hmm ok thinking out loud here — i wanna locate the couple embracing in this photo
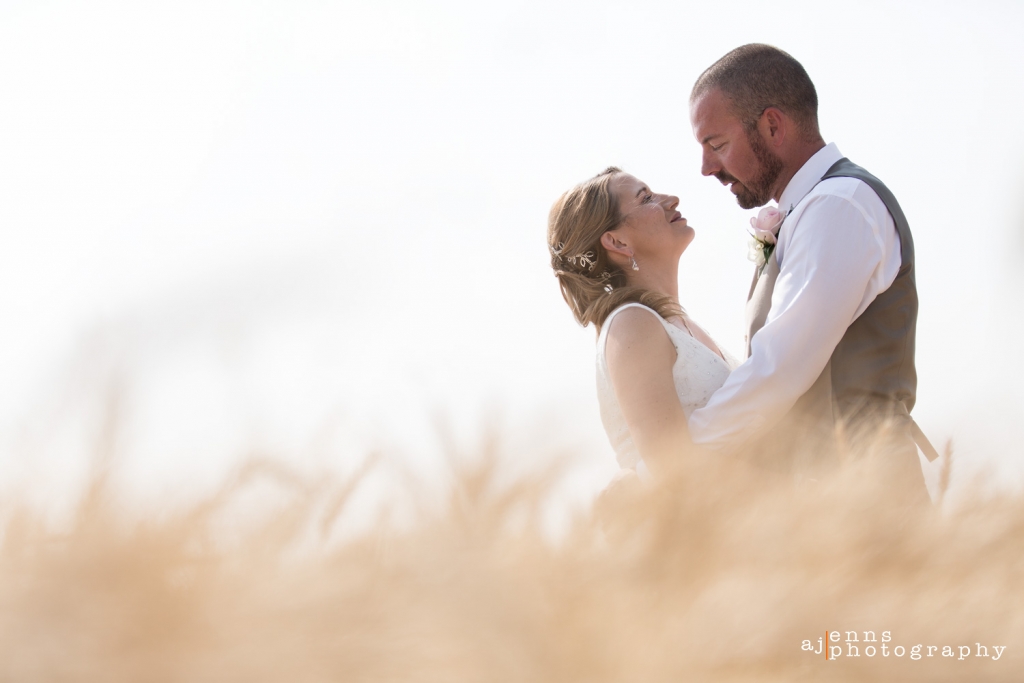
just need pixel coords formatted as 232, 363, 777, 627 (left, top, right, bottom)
548, 44, 937, 502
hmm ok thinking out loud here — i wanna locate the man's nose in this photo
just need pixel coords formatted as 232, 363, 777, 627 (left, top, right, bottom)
700, 149, 719, 177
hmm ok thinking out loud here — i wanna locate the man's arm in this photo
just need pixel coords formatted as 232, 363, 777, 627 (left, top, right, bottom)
688, 190, 897, 447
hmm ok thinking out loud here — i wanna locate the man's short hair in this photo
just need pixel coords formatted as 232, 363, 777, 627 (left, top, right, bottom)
691, 44, 820, 137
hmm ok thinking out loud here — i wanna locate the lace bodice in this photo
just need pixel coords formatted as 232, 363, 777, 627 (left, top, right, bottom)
596, 303, 735, 471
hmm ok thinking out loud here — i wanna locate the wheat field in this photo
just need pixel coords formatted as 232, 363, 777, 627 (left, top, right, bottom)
0, 422, 1021, 683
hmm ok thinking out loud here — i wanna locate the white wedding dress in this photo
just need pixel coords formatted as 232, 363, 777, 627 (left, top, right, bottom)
596, 303, 736, 477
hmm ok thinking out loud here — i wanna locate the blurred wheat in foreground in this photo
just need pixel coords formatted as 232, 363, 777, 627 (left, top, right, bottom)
1, 433, 1022, 682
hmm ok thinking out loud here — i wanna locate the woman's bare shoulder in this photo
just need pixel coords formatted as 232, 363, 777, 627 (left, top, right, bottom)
604, 305, 673, 359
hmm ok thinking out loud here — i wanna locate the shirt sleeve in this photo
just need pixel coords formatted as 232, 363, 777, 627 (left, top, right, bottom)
688, 191, 891, 447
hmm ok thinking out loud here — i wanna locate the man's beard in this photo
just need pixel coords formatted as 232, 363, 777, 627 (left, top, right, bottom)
716, 130, 784, 210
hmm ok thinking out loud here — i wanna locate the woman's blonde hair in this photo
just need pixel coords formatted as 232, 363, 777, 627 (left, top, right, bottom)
547, 167, 681, 330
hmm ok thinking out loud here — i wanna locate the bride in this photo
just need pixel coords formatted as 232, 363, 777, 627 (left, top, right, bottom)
548, 167, 735, 479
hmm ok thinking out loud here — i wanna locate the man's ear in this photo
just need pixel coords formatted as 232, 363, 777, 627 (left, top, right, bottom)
600, 230, 631, 259
760, 107, 787, 147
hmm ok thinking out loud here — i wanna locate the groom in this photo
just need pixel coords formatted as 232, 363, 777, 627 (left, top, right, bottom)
686, 44, 935, 497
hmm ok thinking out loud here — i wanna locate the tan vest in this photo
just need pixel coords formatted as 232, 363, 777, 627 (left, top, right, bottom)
745, 158, 934, 482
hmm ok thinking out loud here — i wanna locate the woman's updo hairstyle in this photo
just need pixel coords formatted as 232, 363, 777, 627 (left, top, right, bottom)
548, 167, 681, 329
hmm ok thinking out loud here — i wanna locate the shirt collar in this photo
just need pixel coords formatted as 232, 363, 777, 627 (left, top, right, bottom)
777, 142, 843, 214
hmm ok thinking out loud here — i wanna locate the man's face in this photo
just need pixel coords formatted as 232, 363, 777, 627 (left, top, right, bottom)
690, 88, 782, 209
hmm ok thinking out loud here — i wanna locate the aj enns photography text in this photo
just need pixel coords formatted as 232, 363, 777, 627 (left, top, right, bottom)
803, 631, 1007, 661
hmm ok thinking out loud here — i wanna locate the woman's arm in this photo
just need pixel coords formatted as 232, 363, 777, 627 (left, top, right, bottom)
604, 307, 691, 476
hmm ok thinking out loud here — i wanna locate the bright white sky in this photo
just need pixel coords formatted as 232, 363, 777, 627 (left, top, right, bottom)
1, 0, 1022, 506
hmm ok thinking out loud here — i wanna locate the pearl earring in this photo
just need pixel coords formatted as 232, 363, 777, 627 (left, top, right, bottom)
630, 256, 639, 271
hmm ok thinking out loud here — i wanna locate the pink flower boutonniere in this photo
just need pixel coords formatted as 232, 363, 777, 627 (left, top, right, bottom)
747, 205, 786, 271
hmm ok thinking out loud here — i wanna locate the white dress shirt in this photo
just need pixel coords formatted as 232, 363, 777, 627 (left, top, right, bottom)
688, 143, 903, 447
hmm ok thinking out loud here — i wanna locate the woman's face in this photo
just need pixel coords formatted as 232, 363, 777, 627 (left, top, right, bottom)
605, 173, 694, 269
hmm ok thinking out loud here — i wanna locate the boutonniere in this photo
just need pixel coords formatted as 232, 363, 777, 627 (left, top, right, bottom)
747, 205, 788, 272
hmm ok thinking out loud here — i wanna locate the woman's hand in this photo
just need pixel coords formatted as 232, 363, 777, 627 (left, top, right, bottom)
594, 469, 644, 536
